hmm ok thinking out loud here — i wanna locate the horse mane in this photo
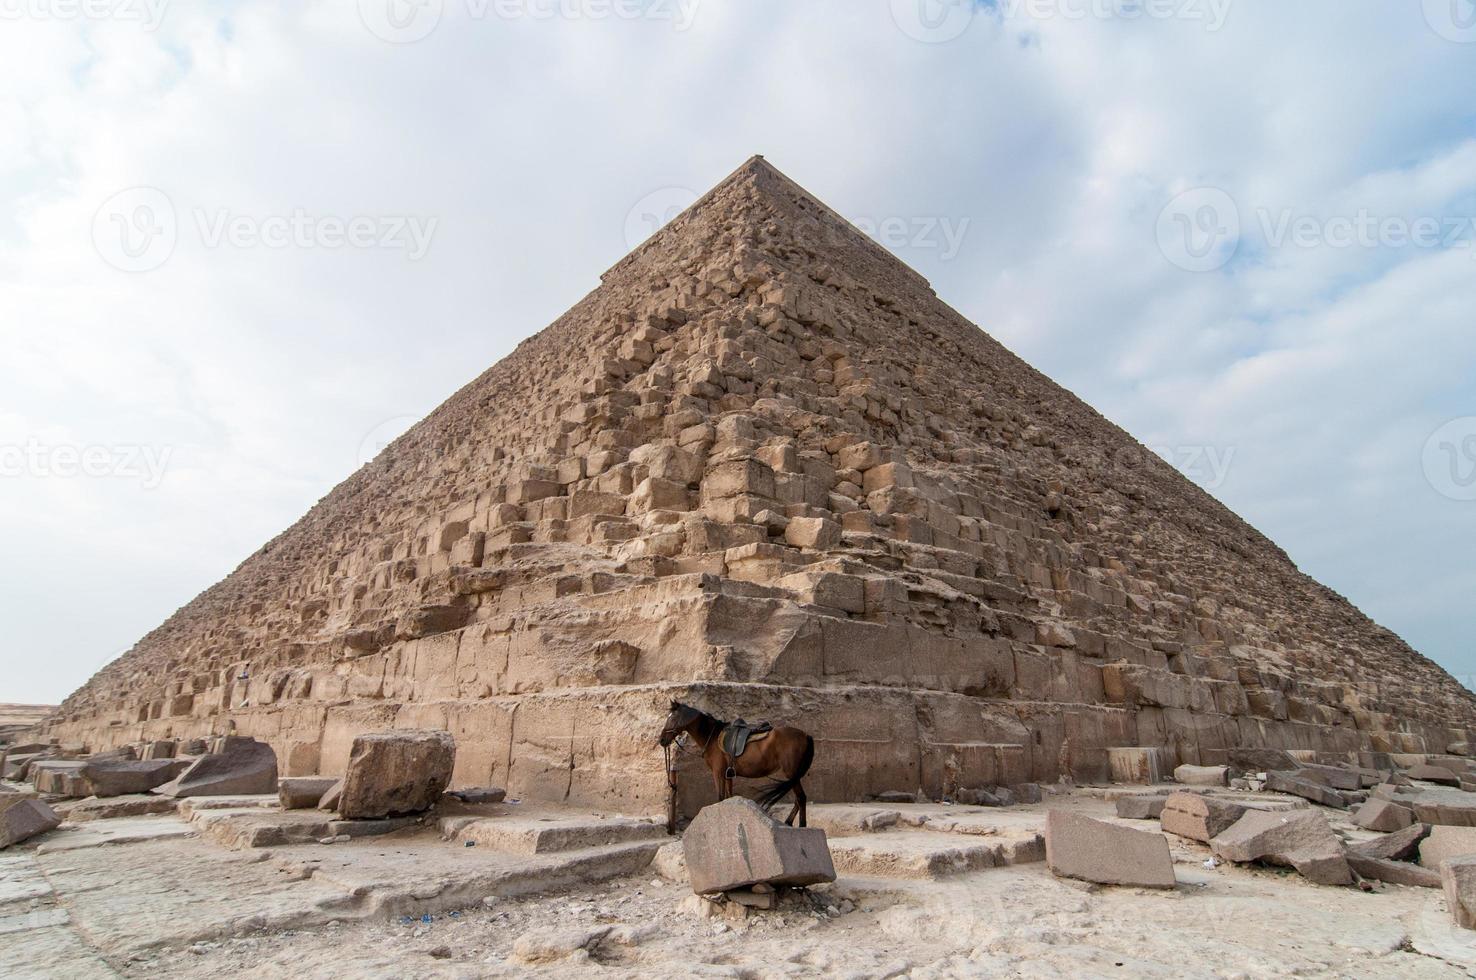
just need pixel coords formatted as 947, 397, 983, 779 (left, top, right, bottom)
670, 701, 719, 730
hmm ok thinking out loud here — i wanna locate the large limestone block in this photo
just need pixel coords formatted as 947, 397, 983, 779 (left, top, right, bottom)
1353, 798, 1414, 833
1409, 764, 1462, 787
1116, 795, 1169, 820
1347, 854, 1439, 888
337, 729, 456, 819
1444, 856, 1476, 928
682, 798, 836, 895
1264, 770, 1346, 808
157, 736, 279, 798
0, 799, 60, 849
1227, 748, 1299, 773
1211, 810, 1352, 886
784, 517, 840, 551
1044, 810, 1175, 889
81, 758, 189, 797
1160, 792, 1247, 843
30, 761, 90, 797
1350, 822, 1428, 862
1419, 826, 1476, 869
1174, 765, 1229, 787
279, 776, 338, 810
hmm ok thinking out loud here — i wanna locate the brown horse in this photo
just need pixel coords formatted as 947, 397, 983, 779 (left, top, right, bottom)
659, 701, 815, 827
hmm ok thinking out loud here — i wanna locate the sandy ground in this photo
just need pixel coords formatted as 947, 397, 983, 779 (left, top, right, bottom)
6, 791, 1476, 978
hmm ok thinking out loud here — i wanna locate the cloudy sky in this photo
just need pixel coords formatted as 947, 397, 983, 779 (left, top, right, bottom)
3, 0, 1474, 704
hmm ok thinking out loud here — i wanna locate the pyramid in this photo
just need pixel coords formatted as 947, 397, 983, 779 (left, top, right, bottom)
43, 157, 1476, 813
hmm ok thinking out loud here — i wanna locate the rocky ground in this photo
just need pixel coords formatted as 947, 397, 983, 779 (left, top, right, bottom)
5, 786, 1476, 979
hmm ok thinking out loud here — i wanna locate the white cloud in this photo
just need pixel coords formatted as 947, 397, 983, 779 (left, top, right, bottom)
2, 0, 1474, 701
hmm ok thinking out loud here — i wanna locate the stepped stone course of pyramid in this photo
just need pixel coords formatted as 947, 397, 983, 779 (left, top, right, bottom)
40, 157, 1476, 815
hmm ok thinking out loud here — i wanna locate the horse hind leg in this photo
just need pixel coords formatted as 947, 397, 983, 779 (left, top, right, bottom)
787, 782, 807, 827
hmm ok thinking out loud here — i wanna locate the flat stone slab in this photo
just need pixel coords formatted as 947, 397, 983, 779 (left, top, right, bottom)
34, 816, 196, 854
268, 834, 664, 920
35, 836, 351, 956
827, 830, 1044, 879
1402, 787, 1476, 827
0, 922, 117, 979
0, 854, 52, 907
190, 808, 419, 849
58, 794, 179, 823
442, 814, 666, 855
177, 794, 281, 818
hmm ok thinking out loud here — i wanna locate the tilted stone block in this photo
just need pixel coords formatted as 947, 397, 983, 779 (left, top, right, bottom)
682, 798, 835, 894
1045, 810, 1175, 889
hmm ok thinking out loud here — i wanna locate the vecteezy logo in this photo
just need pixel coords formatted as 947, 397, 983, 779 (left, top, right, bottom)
623, 186, 698, 251
1423, 0, 1476, 42
358, 0, 443, 43
92, 187, 177, 272
1423, 417, 1476, 501
1156, 186, 1240, 273
890, 0, 976, 42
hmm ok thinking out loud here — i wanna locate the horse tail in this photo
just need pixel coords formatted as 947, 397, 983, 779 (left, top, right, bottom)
756, 734, 814, 813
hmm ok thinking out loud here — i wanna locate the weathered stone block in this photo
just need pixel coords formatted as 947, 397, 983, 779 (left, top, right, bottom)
1446, 856, 1476, 927
0, 799, 60, 849
1419, 826, 1476, 869
157, 736, 279, 798
682, 798, 836, 894
81, 758, 189, 797
1044, 810, 1175, 889
1115, 794, 1168, 820
1160, 792, 1247, 843
1353, 798, 1414, 833
1211, 810, 1352, 886
1174, 764, 1229, 787
784, 516, 840, 551
279, 776, 339, 810
336, 729, 455, 819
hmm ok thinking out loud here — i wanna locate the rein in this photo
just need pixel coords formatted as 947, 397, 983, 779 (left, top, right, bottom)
660, 717, 720, 835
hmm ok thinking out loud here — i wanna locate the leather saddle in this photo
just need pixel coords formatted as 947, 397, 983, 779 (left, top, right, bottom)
720, 719, 773, 762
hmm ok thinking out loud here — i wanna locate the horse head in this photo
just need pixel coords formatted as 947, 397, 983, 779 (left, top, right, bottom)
659, 700, 702, 746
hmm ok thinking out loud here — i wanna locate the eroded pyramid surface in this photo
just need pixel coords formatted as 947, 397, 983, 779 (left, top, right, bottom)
42, 157, 1476, 812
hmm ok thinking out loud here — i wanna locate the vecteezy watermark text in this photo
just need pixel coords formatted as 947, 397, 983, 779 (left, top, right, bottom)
357, 0, 700, 43
93, 187, 438, 272
889, 0, 1233, 43
0, 0, 168, 29
1157, 185, 1476, 273
0, 439, 172, 489
194, 209, 437, 259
